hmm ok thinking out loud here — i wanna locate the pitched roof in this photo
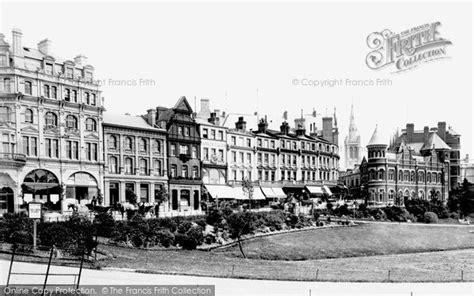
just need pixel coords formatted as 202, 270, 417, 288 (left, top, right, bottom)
421, 132, 451, 150
103, 113, 164, 132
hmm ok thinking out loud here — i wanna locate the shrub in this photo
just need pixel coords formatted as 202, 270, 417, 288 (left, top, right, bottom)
174, 233, 197, 250
39, 223, 75, 250
156, 229, 174, 248
227, 212, 258, 238
177, 221, 193, 234
186, 226, 204, 246
157, 218, 178, 233
206, 207, 224, 226
334, 204, 350, 217
204, 233, 216, 244
195, 219, 207, 229
369, 208, 387, 220
382, 207, 411, 222
262, 211, 285, 231
285, 213, 300, 228
10, 230, 33, 245
423, 212, 438, 224
94, 212, 115, 237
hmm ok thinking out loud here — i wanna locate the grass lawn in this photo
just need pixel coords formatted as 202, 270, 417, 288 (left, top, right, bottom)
218, 223, 474, 260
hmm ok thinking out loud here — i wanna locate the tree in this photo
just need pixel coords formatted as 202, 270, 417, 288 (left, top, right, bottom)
242, 179, 254, 210
125, 188, 137, 205
227, 212, 258, 258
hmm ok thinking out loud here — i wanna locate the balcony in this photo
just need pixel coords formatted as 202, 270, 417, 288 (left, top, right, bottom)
0, 153, 27, 166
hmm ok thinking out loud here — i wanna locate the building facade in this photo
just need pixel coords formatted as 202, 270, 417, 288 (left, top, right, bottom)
155, 97, 202, 215
0, 29, 104, 216
461, 154, 474, 184
363, 124, 450, 206
344, 105, 362, 170
102, 112, 168, 210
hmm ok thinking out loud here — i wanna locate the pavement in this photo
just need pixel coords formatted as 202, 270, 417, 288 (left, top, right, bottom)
1, 260, 473, 296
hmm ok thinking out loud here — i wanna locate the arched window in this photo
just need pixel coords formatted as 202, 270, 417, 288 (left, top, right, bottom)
108, 135, 118, 149
25, 108, 33, 123
24, 81, 32, 95
91, 94, 96, 106
109, 156, 118, 174
125, 137, 133, 150
153, 159, 162, 175
3, 78, 11, 92
378, 169, 385, 180
66, 115, 78, 129
153, 139, 161, 153
85, 118, 97, 131
72, 90, 77, 102
388, 190, 394, 200
427, 172, 431, 183
139, 158, 148, 175
419, 171, 424, 182
85, 92, 90, 104
192, 166, 199, 178
124, 157, 133, 174
182, 165, 188, 178
438, 173, 442, 183
51, 86, 57, 99
411, 171, 415, 182
45, 112, 57, 127
139, 138, 148, 152
398, 170, 403, 181
43, 84, 50, 97
170, 164, 177, 178
404, 170, 409, 181
432, 172, 437, 183
64, 88, 71, 101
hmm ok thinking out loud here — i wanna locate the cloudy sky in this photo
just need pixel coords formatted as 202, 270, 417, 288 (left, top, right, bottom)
1, 1, 472, 168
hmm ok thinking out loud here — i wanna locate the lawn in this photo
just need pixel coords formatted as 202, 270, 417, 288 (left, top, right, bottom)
218, 223, 474, 260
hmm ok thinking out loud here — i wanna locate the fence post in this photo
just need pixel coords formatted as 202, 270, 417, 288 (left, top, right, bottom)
461, 270, 464, 281
387, 270, 391, 282
42, 247, 54, 296
315, 269, 319, 280
6, 245, 16, 287
231, 264, 235, 277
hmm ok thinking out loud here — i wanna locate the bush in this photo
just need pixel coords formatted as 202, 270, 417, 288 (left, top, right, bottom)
186, 226, 204, 245
39, 223, 75, 250
204, 233, 216, 244
369, 208, 387, 220
285, 213, 300, 228
174, 233, 197, 250
156, 229, 174, 248
334, 204, 351, 217
227, 212, 258, 238
261, 210, 285, 231
195, 219, 207, 229
10, 230, 33, 245
382, 207, 411, 222
177, 221, 193, 234
423, 212, 438, 224
157, 218, 178, 233
94, 212, 115, 237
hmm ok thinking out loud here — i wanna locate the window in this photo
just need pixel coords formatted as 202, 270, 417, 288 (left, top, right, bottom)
25, 81, 32, 95
170, 144, 176, 156
51, 86, 57, 99
257, 139, 262, 147
139, 138, 148, 152
45, 63, 53, 75
66, 67, 73, 79
45, 138, 59, 158
85, 118, 97, 131
218, 130, 224, 140
154, 159, 162, 175
85, 92, 90, 104
210, 129, 216, 139
191, 146, 197, 158
22, 136, 37, 156
72, 90, 77, 102
66, 140, 79, 159
246, 139, 251, 147
257, 153, 262, 164
182, 165, 188, 178
0, 54, 6, 66
3, 78, 11, 92
378, 169, 385, 180
153, 139, 161, 153
270, 140, 275, 149
264, 140, 268, 148
203, 129, 208, 139
185, 127, 190, 136
45, 112, 57, 127
178, 126, 183, 135
179, 145, 188, 155
231, 136, 236, 145
66, 115, 78, 129
91, 94, 97, 106
25, 109, 33, 123
246, 153, 251, 164
218, 149, 224, 161
109, 135, 118, 149
109, 156, 118, 173
170, 165, 177, 178
43, 85, 50, 97
64, 88, 71, 101
124, 157, 133, 174
85, 143, 98, 161
192, 166, 199, 178
139, 158, 148, 175
203, 148, 209, 160
125, 137, 133, 150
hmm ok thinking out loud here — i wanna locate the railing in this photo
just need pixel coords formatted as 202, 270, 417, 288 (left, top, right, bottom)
0, 153, 27, 163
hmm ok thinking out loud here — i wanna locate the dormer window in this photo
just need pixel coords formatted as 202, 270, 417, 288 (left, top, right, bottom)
45, 63, 53, 75
0, 54, 7, 66
66, 67, 73, 79
85, 71, 93, 82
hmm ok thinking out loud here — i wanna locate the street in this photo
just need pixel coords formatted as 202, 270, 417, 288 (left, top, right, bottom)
1, 260, 473, 296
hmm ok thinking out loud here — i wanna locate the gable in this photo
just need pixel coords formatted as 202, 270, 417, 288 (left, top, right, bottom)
173, 96, 193, 114
21, 125, 39, 133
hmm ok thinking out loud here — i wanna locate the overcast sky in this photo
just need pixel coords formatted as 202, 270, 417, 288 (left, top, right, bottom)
1, 1, 472, 168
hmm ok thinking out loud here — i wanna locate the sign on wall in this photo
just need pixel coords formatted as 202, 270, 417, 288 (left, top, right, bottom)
28, 202, 42, 219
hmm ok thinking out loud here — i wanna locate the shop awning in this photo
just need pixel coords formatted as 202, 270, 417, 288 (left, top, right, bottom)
261, 187, 286, 199
323, 185, 333, 196
252, 187, 266, 200
205, 185, 238, 199
306, 185, 324, 195
271, 187, 287, 199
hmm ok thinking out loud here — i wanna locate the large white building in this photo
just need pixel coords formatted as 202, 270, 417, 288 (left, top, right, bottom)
0, 29, 104, 216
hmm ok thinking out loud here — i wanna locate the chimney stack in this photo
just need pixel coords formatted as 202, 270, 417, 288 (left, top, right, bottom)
235, 116, 247, 131
406, 123, 414, 142
12, 28, 22, 56
322, 117, 333, 142
38, 39, 52, 56
208, 112, 219, 125
423, 126, 429, 146
280, 121, 290, 135
437, 122, 446, 141
257, 116, 268, 133
74, 54, 88, 66
147, 109, 157, 126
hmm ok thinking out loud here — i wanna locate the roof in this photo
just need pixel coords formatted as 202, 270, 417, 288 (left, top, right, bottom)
367, 125, 386, 146
103, 113, 164, 132
421, 132, 452, 151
